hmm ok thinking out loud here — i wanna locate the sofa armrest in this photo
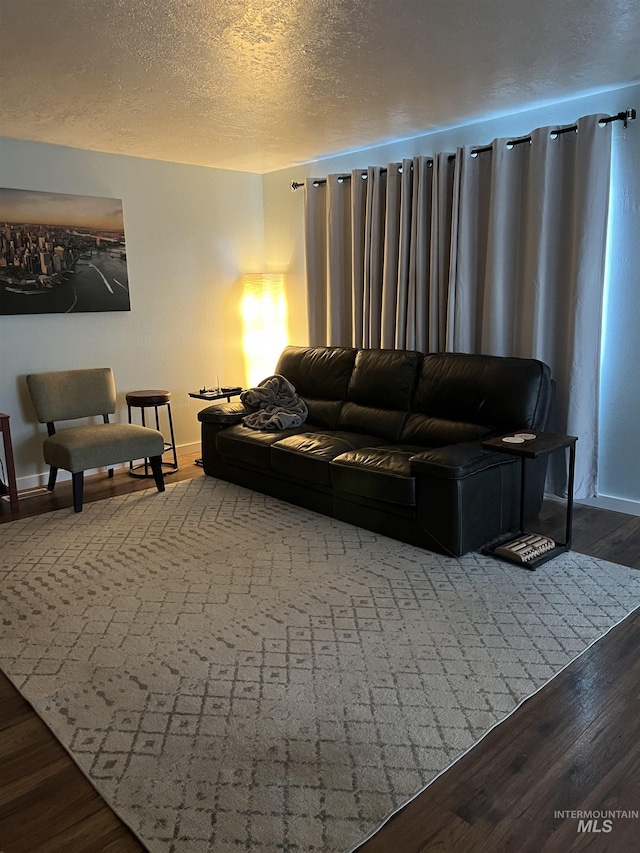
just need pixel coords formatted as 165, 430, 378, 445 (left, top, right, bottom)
197, 401, 247, 426
409, 441, 521, 556
410, 441, 516, 479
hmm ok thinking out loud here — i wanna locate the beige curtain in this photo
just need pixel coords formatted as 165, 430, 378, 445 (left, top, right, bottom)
304, 156, 454, 352
447, 115, 612, 497
327, 175, 352, 345
303, 114, 612, 497
303, 179, 327, 346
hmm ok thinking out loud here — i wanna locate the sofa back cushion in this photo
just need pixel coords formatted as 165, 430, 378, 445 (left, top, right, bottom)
400, 414, 490, 447
336, 349, 422, 441
405, 352, 552, 441
275, 346, 357, 429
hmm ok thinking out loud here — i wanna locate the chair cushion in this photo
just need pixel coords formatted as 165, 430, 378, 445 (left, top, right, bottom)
330, 446, 423, 506
43, 423, 164, 473
216, 423, 321, 470
271, 431, 387, 486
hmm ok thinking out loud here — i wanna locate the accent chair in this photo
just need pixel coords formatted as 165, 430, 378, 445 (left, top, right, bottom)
27, 367, 166, 512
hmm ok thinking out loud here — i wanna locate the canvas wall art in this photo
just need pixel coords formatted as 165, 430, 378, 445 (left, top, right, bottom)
0, 188, 130, 315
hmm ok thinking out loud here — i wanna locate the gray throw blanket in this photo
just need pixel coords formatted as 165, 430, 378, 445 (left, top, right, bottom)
240, 374, 308, 431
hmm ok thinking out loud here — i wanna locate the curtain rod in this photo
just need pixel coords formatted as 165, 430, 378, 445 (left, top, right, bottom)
291, 108, 636, 189
291, 159, 449, 190
470, 108, 636, 157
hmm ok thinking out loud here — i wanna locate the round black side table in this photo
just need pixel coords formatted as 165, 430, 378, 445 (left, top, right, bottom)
126, 390, 178, 477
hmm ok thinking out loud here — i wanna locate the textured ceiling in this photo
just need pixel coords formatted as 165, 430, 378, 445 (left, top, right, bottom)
1, 0, 639, 173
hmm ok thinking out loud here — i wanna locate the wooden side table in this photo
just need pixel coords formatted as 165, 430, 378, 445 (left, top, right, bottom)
188, 386, 243, 402
481, 431, 578, 570
0, 413, 20, 512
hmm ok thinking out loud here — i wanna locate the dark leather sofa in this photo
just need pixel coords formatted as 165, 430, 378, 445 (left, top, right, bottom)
198, 346, 553, 557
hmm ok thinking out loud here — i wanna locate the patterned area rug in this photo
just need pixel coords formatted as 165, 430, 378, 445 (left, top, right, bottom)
1, 477, 639, 853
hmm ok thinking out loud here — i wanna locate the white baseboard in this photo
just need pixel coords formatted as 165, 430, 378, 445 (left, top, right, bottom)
577, 495, 640, 518
15, 441, 201, 494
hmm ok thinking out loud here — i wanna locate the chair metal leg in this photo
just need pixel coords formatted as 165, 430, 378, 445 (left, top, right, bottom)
47, 466, 58, 491
149, 456, 165, 493
72, 471, 84, 512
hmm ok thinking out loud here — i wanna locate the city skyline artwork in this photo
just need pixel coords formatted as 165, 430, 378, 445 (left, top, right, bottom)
0, 187, 130, 315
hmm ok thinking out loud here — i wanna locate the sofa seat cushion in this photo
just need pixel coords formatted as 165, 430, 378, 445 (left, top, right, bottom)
271, 431, 387, 486
330, 445, 427, 506
216, 423, 321, 470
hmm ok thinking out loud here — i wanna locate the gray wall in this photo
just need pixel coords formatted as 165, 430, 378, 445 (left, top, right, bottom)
0, 139, 265, 488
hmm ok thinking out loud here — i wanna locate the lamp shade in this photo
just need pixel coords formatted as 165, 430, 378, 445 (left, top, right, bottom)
241, 274, 287, 387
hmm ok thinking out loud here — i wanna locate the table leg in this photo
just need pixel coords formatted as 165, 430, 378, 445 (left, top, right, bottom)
1, 417, 19, 512
563, 443, 576, 548
519, 458, 526, 533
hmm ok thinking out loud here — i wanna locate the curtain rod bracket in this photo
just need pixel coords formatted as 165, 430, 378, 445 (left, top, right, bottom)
599, 108, 636, 129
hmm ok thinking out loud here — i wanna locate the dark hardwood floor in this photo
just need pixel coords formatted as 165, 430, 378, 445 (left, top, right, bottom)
1, 452, 639, 852
356, 607, 640, 853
